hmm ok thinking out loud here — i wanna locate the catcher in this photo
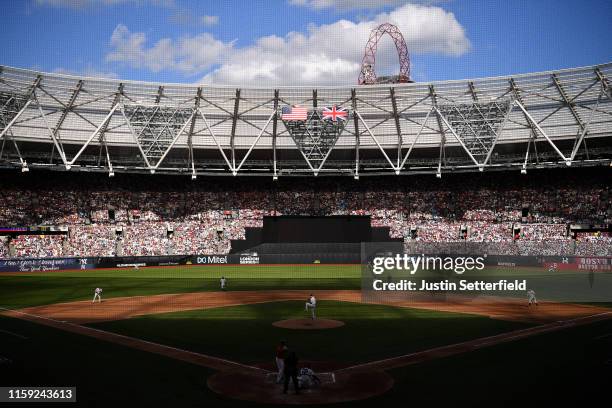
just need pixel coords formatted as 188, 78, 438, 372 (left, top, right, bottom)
298, 366, 321, 389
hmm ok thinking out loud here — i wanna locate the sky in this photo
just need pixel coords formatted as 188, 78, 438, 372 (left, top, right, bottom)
2, 0, 611, 86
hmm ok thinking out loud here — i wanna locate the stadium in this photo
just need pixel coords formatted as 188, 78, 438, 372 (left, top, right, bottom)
1, 2, 611, 407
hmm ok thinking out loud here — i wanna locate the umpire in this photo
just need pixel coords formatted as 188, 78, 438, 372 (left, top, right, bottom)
283, 349, 299, 394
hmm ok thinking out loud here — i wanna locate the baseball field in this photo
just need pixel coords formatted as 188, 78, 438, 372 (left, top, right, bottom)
0, 264, 610, 406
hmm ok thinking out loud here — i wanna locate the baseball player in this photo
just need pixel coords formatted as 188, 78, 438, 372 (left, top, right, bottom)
283, 349, 299, 394
275, 340, 287, 383
305, 294, 316, 319
527, 289, 538, 306
298, 366, 321, 389
92, 287, 103, 303
220, 276, 227, 290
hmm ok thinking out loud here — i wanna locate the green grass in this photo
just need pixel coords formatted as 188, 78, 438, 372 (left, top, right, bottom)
352, 318, 612, 407
0, 314, 225, 408
1, 264, 610, 309
0, 265, 361, 309
2, 303, 608, 407
2, 264, 361, 279
1, 263, 609, 407
90, 300, 529, 364
378, 265, 612, 303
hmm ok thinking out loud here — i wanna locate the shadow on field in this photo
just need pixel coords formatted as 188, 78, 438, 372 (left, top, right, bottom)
89, 300, 529, 366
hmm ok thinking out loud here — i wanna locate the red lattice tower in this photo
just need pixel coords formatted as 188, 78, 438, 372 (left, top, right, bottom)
358, 23, 411, 85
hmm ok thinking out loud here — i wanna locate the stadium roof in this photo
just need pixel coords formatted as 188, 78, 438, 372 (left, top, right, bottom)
0, 63, 610, 177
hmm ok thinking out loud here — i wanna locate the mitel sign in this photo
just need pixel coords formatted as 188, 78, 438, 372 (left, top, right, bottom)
196, 255, 228, 264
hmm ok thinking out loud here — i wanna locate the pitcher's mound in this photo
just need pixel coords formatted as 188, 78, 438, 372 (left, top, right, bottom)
272, 318, 345, 330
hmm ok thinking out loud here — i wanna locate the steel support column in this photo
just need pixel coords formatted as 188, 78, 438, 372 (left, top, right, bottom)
552, 73, 588, 158
235, 111, 275, 173
96, 83, 124, 173
390, 87, 403, 167
155, 86, 164, 104
571, 88, 603, 161
514, 100, 570, 164
187, 87, 202, 178
595, 67, 611, 101
429, 85, 446, 176
272, 89, 279, 177
355, 110, 397, 173
398, 107, 433, 171
198, 107, 234, 172
351, 89, 360, 177
230, 89, 240, 170
69, 103, 120, 166
510, 78, 539, 170
50, 80, 82, 164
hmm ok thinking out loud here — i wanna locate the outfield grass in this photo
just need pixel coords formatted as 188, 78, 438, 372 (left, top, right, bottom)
0, 265, 360, 309
1, 264, 609, 309
90, 300, 530, 364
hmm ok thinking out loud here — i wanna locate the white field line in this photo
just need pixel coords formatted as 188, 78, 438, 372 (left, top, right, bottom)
338, 311, 612, 373
592, 332, 612, 340
0, 328, 29, 339
0, 306, 269, 374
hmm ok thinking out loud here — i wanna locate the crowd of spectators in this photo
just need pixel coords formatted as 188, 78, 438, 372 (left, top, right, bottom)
11, 235, 64, 258
0, 168, 609, 259
63, 225, 117, 257
0, 236, 9, 258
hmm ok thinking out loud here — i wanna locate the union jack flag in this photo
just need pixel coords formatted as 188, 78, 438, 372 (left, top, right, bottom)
281, 105, 308, 121
322, 105, 348, 122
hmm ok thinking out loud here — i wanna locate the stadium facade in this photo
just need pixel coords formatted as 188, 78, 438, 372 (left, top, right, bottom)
0, 63, 611, 177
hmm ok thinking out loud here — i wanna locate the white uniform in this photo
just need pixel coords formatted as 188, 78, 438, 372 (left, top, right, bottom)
298, 368, 320, 389
305, 295, 317, 319
220, 277, 227, 289
92, 287, 102, 303
275, 345, 287, 383
527, 289, 537, 306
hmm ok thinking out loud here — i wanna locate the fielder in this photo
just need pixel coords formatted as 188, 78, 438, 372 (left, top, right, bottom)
305, 294, 317, 319
92, 287, 103, 303
220, 276, 227, 290
527, 289, 538, 306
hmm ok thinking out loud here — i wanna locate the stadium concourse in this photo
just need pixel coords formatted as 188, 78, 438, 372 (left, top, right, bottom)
0, 166, 610, 260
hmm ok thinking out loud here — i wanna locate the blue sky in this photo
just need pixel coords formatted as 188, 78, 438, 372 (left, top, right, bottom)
2, 0, 611, 85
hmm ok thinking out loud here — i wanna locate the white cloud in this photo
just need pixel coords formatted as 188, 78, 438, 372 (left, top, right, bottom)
105, 3, 470, 85
288, 0, 402, 10
105, 24, 232, 74
203, 3, 470, 85
35, 0, 175, 9
169, 11, 219, 27
288, 0, 444, 11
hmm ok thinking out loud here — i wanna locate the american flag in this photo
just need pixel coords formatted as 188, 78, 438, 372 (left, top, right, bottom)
281, 105, 308, 121
322, 105, 348, 122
